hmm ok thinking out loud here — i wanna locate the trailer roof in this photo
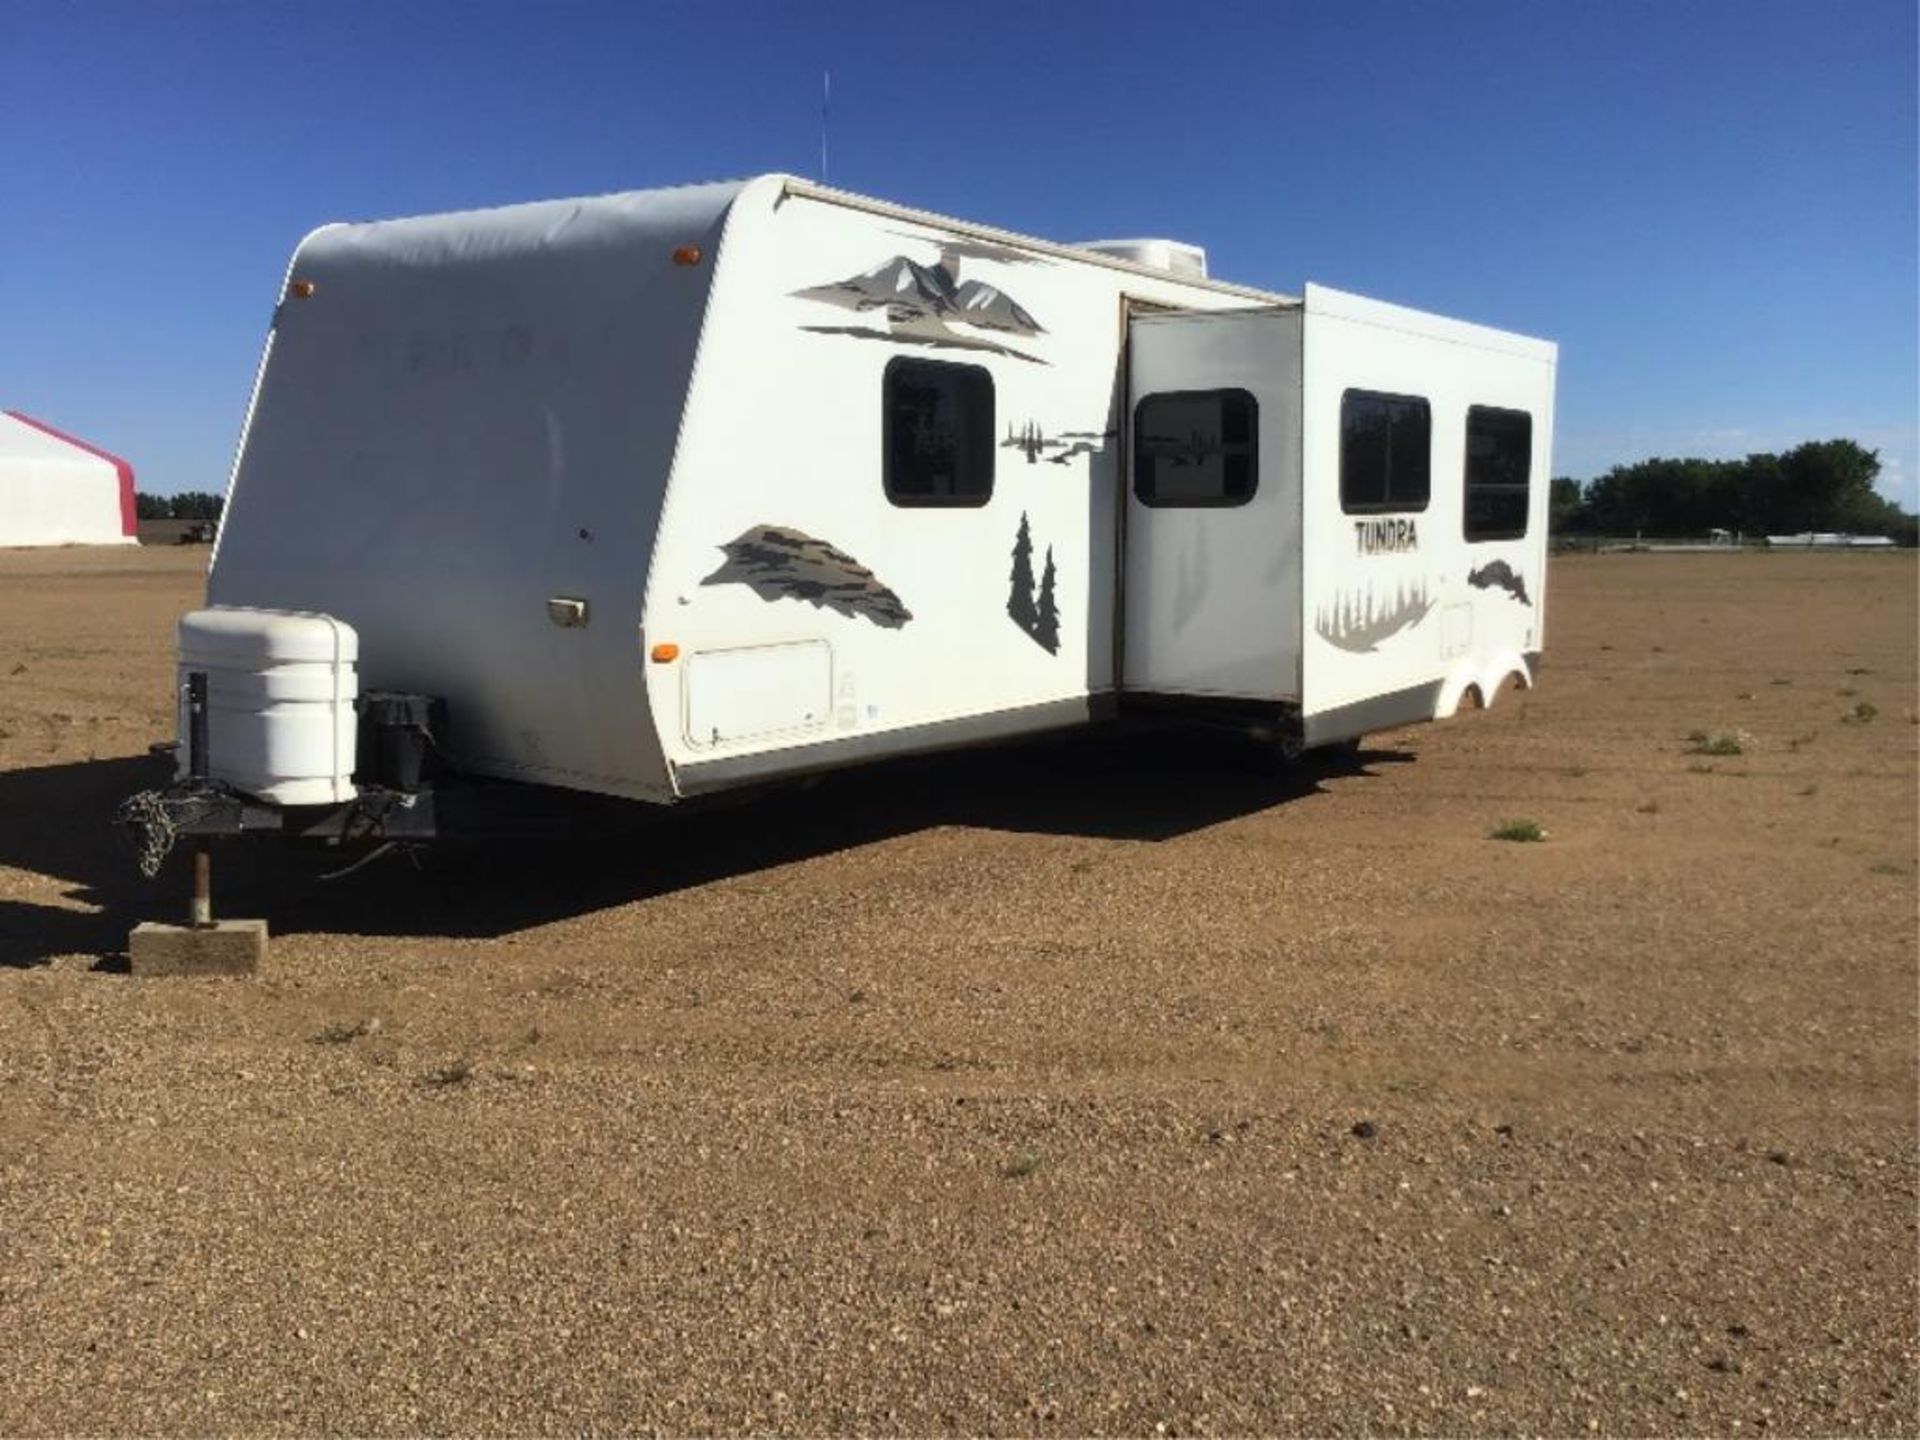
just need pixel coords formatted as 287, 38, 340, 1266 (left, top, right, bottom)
298, 177, 1559, 351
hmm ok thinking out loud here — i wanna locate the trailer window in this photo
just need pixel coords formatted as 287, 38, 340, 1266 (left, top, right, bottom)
1340, 391, 1431, 513
1133, 389, 1259, 507
884, 358, 994, 507
1463, 406, 1532, 541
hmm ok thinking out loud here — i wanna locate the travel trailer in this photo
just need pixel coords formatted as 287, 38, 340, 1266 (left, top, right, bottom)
128, 174, 1556, 862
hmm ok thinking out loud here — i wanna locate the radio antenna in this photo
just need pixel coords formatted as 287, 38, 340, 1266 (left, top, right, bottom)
820, 70, 830, 184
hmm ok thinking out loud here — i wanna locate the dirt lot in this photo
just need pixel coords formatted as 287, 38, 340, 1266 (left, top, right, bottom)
0, 547, 1914, 1435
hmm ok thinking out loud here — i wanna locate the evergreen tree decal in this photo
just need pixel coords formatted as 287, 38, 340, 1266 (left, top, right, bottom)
1007, 512, 1061, 655
1008, 511, 1039, 635
1033, 545, 1060, 654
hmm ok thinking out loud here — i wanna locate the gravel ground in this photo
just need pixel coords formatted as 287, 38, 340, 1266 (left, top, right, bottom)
0, 547, 1914, 1435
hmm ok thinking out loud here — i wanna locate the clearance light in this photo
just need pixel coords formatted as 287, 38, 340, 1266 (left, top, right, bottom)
650, 643, 680, 663
671, 246, 702, 267
289, 279, 316, 299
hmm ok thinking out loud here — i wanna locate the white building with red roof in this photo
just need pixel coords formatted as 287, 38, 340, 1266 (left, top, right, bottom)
0, 410, 137, 546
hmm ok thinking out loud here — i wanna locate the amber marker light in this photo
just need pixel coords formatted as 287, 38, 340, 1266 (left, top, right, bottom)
289, 279, 316, 298
650, 643, 680, 663
671, 246, 702, 266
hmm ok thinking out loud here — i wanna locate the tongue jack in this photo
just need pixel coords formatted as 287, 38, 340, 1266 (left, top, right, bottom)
186, 670, 214, 929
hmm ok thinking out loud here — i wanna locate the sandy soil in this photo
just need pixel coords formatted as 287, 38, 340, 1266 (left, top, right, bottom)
0, 547, 1914, 1435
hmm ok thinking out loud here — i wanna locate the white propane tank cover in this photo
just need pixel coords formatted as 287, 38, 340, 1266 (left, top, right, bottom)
176, 607, 359, 806
1075, 238, 1209, 278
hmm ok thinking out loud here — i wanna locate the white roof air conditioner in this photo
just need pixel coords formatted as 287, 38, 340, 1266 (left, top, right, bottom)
1076, 238, 1209, 278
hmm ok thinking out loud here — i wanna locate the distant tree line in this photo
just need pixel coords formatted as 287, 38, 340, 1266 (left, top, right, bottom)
134, 492, 224, 522
129, 440, 1915, 543
1550, 439, 1916, 545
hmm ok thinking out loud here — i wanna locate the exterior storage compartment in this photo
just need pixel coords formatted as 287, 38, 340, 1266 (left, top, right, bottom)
176, 607, 358, 805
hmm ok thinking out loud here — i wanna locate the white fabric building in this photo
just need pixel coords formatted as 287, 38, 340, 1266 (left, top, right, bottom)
0, 409, 137, 546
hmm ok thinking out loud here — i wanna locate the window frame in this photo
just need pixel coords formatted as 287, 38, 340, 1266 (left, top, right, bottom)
881, 355, 996, 510
1461, 404, 1533, 543
1131, 387, 1261, 510
1338, 388, 1433, 516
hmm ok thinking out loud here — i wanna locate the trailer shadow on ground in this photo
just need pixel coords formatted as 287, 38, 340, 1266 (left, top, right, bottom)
0, 732, 1412, 964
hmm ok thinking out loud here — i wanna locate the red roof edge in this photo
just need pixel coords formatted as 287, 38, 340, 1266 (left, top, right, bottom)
4, 409, 138, 536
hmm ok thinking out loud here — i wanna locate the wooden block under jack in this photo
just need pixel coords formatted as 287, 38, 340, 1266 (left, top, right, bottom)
128, 919, 268, 977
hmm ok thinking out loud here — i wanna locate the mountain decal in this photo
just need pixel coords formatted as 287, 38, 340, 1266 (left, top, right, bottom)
950, 279, 1042, 334
794, 247, 1049, 364
702, 525, 912, 629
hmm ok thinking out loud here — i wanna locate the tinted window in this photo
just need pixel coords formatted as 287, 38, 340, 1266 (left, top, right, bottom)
884, 358, 994, 507
1133, 389, 1259, 507
1464, 406, 1532, 541
1340, 390, 1431, 513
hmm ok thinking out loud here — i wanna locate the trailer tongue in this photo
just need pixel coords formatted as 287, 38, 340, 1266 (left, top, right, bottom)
117, 603, 676, 897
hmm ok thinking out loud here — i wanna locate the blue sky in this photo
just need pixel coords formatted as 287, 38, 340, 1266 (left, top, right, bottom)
3, 0, 1915, 504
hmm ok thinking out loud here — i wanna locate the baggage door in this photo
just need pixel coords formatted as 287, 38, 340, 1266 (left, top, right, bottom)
1122, 307, 1302, 699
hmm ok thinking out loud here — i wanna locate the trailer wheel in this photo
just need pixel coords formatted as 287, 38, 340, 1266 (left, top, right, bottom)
1220, 726, 1302, 775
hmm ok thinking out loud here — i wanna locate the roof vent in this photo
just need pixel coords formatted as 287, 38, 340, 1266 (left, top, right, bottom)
1076, 238, 1208, 278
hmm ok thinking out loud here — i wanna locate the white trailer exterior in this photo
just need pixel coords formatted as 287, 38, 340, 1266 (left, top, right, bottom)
202, 175, 1555, 808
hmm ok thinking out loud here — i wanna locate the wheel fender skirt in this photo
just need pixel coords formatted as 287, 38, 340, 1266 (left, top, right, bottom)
1436, 651, 1535, 718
